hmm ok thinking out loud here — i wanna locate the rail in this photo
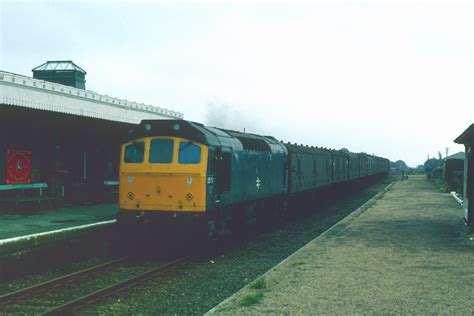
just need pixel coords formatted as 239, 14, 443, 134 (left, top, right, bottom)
42, 257, 189, 315
0, 256, 189, 314
0, 257, 129, 306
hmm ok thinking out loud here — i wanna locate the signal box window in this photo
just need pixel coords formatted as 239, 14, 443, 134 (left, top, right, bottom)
178, 142, 201, 164
150, 139, 174, 163
124, 141, 145, 163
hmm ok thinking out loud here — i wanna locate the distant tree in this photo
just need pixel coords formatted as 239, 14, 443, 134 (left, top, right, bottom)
424, 158, 442, 173
394, 160, 408, 172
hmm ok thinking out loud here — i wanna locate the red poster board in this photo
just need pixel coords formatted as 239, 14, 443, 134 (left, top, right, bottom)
6, 149, 32, 184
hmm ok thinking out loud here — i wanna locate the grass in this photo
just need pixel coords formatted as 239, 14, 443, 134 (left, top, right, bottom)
248, 276, 266, 289
240, 292, 264, 306
431, 178, 449, 193
238, 276, 266, 307
291, 260, 307, 267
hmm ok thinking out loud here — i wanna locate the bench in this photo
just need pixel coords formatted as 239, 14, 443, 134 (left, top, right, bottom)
103, 180, 119, 186
103, 180, 119, 201
0, 183, 55, 209
104, 180, 119, 192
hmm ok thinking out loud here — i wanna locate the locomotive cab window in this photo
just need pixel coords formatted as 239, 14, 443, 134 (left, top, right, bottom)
150, 139, 174, 164
178, 141, 201, 164
124, 141, 145, 163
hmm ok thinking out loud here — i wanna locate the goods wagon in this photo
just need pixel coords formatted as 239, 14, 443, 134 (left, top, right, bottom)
331, 150, 349, 184
348, 152, 360, 180
285, 144, 332, 194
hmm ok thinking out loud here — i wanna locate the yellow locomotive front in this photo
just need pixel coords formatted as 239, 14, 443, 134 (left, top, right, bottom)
119, 136, 208, 213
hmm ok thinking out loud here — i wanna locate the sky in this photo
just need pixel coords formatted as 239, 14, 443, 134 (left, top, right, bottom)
1, 1, 472, 167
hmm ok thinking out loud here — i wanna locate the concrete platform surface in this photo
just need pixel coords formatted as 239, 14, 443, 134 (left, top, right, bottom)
208, 176, 474, 314
0, 203, 118, 241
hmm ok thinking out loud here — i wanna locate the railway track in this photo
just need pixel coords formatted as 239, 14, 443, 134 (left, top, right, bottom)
0, 257, 130, 307
0, 256, 189, 314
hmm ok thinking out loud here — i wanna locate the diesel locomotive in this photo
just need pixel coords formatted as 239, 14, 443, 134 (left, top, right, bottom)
118, 119, 389, 237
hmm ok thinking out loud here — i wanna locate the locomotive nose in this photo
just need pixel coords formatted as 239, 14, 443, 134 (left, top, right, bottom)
119, 136, 207, 213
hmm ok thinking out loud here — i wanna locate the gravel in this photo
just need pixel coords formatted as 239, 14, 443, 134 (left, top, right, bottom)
1, 259, 164, 314
0, 257, 108, 296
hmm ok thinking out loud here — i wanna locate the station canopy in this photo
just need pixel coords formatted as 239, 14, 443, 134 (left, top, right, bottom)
454, 124, 474, 145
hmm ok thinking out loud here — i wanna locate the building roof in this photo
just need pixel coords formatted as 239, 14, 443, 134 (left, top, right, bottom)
454, 124, 474, 144
32, 61, 86, 74
445, 151, 465, 160
0, 70, 183, 123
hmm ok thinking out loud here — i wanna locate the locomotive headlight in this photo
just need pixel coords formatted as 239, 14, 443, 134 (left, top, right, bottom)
127, 192, 135, 200
185, 193, 193, 201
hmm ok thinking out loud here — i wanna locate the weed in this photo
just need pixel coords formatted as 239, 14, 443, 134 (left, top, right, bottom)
431, 179, 449, 193
240, 292, 264, 306
248, 276, 266, 289
291, 260, 307, 267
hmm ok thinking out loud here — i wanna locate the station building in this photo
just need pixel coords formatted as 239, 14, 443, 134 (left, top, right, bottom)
454, 124, 474, 228
0, 61, 183, 208
443, 151, 464, 193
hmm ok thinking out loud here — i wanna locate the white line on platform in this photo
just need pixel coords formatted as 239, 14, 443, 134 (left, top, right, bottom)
0, 219, 116, 246
450, 191, 463, 206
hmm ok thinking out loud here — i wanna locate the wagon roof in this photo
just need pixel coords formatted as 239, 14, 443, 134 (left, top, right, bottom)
284, 143, 332, 155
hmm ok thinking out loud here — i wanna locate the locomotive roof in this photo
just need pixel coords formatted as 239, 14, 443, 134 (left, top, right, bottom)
130, 119, 287, 154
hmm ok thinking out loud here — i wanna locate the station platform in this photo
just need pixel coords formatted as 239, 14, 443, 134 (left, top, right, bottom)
0, 203, 118, 255
208, 176, 474, 314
